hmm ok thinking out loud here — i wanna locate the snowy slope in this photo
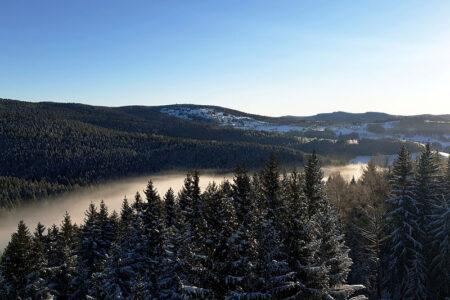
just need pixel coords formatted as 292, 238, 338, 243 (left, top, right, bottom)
160, 106, 450, 151
161, 106, 306, 132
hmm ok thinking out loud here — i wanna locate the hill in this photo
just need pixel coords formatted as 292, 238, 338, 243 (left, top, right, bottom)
0, 98, 431, 208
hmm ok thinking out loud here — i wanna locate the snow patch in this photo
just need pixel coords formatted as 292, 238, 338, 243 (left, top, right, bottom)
161, 107, 306, 132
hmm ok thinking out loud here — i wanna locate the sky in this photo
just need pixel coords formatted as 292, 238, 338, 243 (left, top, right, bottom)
1, 1, 450, 116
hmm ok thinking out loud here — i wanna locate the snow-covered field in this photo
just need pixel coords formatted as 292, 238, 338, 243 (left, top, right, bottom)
161, 107, 306, 132
161, 106, 450, 149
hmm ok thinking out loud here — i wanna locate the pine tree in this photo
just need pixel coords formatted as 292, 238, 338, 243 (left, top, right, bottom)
356, 203, 386, 299
142, 180, 166, 297
304, 151, 355, 299
161, 193, 184, 299
93, 213, 150, 298
257, 155, 296, 298
164, 188, 177, 228
319, 198, 354, 299
202, 183, 232, 298
110, 210, 120, 240
1, 220, 33, 299
178, 171, 211, 299
284, 170, 328, 299
178, 173, 194, 217
120, 196, 134, 232
385, 146, 426, 299
229, 168, 265, 299
72, 203, 101, 298
415, 144, 441, 227
97, 201, 116, 266
261, 154, 282, 218
428, 159, 450, 298
304, 150, 327, 216
414, 144, 441, 297
232, 164, 254, 225
25, 222, 53, 299
157, 187, 184, 299
429, 194, 449, 298
133, 191, 144, 215
48, 212, 77, 299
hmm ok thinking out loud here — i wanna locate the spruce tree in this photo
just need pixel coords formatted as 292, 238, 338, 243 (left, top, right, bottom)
415, 144, 441, 228
179, 171, 211, 299
284, 171, 328, 299
385, 146, 426, 299
1, 220, 33, 299
304, 150, 326, 216
49, 212, 77, 299
414, 144, 441, 297
232, 164, 254, 225
303, 151, 354, 299
164, 188, 177, 228
258, 155, 296, 298
428, 159, 450, 297
25, 222, 52, 299
143, 180, 166, 297
159, 188, 184, 299
93, 213, 150, 298
230, 168, 264, 298
119, 196, 134, 232
133, 191, 144, 215
202, 183, 232, 298
72, 203, 100, 298
97, 201, 116, 266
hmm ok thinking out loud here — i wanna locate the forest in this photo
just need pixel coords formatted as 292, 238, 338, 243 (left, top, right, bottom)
0, 98, 422, 208
1, 146, 448, 299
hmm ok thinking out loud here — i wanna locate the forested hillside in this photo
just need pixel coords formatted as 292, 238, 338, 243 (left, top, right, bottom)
1, 148, 448, 299
0, 99, 307, 208
0, 99, 423, 208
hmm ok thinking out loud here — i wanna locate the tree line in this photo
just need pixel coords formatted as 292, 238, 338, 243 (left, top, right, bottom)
1, 146, 448, 299
1, 98, 421, 208
328, 144, 449, 299
0, 153, 362, 299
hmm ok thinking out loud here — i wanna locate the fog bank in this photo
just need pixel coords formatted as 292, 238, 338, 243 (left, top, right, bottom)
0, 172, 232, 250
0, 163, 368, 250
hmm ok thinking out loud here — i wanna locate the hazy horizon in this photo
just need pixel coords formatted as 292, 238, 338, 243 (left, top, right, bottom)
3, 97, 449, 118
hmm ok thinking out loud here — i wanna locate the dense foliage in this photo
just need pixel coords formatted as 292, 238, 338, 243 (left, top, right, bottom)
0, 154, 366, 299
328, 145, 450, 299
1, 147, 449, 299
0, 99, 422, 208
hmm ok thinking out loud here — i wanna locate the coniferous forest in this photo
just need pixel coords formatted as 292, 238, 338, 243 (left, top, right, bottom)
1, 147, 449, 299
0, 99, 423, 209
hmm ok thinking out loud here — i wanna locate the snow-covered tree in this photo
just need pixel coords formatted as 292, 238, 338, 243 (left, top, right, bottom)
142, 180, 166, 297
178, 171, 212, 299
385, 146, 426, 299
120, 196, 134, 232
257, 155, 297, 298
72, 203, 101, 298
92, 213, 150, 298
284, 170, 328, 299
45, 212, 78, 299
97, 200, 116, 264
303, 151, 354, 299
1, 221, 33, 299
164, 188, 177, 228
25, 222, 53, 299
415, 144, 441, 228
428, 159, 450, 298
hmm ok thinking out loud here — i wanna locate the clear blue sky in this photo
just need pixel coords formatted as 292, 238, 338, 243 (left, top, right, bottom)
1, 1, 449, 116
